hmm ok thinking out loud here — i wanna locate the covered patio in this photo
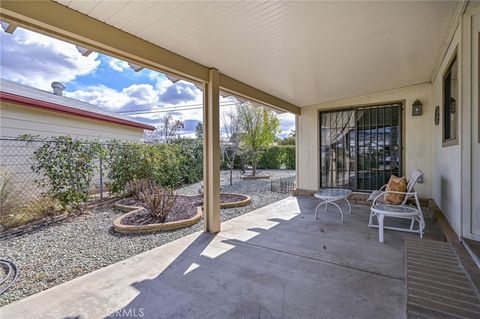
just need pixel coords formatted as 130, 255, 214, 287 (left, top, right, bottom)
0, 198, 439, 318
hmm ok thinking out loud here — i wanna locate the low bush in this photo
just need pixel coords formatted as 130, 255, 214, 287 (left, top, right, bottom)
172, 138, 203, 185
107, 140, 203, 194
139, 186, 178, 222
257, 145, 295, 169
125, 179, 155, 201
257, 146, 283, 169
222, 145, 295, 170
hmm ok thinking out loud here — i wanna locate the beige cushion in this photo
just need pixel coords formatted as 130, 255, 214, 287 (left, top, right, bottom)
384, 175, 407, 205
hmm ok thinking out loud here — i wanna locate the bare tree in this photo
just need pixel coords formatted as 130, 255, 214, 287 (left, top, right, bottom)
145, 113, 184, 143
195, 122, 203, 139
221, 108, 241, 186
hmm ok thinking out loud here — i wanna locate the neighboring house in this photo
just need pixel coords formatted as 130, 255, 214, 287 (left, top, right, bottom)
0, 79, 155, 197
0, 79, 155, 141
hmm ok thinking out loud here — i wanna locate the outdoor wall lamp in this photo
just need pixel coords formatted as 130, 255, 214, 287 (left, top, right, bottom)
412, 99, 423, 116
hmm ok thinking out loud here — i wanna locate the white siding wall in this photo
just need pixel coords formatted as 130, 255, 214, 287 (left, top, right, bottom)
297, 83, 434, 199
0, 102, 145, 141
431, 24, 462, 235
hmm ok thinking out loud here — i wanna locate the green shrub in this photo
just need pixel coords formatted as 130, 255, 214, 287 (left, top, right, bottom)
25, 136, 105, 209
258, 146, 282, 169
282, 145, 296, 169
172, 138, 203, 184
107, 140, 203, 194
221, 144, 247, 170
222, 145, 296, 170
257, 145, 295, 169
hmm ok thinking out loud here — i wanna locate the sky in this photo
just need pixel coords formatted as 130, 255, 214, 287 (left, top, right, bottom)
0, 26, 295, 138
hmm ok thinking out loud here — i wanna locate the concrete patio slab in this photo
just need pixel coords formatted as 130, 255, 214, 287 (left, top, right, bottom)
0, 196, 416, 319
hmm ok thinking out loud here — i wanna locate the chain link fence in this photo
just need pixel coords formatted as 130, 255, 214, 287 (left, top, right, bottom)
0, 137, 110, 216
270, 175, 296, 193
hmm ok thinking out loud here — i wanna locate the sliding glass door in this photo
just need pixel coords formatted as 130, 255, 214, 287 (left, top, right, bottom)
319, 103, 402, 191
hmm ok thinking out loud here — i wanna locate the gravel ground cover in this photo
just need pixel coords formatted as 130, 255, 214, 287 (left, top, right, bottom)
0, 169, 294, 306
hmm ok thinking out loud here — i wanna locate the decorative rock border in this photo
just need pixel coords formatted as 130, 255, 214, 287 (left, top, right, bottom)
113, 193, 251, 234
240, 175, 270, 180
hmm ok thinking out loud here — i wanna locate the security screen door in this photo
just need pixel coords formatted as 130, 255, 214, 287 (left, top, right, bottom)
319, 103, 402, 191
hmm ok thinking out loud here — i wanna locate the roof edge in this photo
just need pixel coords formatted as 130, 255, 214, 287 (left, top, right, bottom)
0, 91, 156, 131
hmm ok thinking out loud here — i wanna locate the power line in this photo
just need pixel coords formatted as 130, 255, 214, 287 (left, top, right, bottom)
118, 102, 205, 114
119, 102, 237, 116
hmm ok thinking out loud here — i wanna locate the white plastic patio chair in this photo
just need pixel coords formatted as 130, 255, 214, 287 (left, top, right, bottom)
368, 170, 425, 242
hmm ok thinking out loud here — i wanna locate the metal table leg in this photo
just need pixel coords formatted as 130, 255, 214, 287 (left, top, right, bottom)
315, 199, 344, 222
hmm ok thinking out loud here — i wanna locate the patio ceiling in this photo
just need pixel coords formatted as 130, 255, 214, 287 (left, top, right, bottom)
53, 0, 461, 107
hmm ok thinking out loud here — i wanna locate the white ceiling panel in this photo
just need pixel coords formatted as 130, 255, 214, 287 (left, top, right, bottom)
55, 1, 459, 106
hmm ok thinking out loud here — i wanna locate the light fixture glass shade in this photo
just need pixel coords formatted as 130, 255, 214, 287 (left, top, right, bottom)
412, 99, 423, 116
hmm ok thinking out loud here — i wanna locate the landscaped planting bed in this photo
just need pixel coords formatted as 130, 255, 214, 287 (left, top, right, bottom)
0, 169, 294, 306
113, 193, 250, 234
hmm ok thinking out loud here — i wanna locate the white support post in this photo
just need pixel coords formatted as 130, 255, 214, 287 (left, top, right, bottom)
203, 68, 221, 233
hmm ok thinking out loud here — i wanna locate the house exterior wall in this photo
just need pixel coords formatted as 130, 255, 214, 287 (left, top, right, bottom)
0, 101, 145, 141
297, 82, 434, 199
0, 101, 146, 199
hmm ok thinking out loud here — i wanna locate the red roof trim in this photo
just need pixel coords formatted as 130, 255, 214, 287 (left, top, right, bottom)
0, 91, 156, 131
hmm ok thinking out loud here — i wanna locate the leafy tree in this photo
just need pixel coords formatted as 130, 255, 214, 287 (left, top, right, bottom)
277, 130, 296, 145
237, 102, 280, 176
145, 113, 184, 143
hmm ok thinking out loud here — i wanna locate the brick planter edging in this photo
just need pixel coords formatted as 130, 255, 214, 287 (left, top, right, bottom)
240, 175, 270, 180
113, 193, 251, 234
219, 193, 251, 208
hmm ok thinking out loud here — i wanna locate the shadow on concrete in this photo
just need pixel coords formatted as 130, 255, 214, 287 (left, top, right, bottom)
105, 196, 421, 319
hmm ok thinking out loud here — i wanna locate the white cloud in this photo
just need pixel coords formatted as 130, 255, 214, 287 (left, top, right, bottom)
277, 113, 296, 137
107, 57, 129, 72
0, 27, 100, 90
65, 83, 160, 112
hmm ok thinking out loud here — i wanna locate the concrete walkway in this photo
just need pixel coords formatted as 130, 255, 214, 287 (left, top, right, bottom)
0, 197, 415, 319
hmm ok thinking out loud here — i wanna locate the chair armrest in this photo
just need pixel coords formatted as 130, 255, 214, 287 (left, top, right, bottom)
379, 184, 388, 191
373, 191, 419, 206
382, 190, 417, 196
